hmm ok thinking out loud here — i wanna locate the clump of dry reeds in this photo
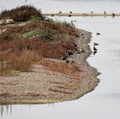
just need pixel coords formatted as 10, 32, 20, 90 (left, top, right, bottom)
0, 51, 32, 76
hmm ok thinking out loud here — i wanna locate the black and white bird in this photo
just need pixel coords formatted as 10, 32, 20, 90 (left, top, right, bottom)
60, 56, 67, 60
64, 51, 73, 56
93, 50, 97, 55
77, 48, 85, 54
93, 46, 97, 51
94, 42, 99, 46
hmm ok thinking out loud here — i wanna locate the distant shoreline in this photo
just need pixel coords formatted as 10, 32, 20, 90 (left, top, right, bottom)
43, 13, 118, 17
0, 29, 100, 104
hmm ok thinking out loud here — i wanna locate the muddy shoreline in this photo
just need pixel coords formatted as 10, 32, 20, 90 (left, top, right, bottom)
0, 29, 100, 104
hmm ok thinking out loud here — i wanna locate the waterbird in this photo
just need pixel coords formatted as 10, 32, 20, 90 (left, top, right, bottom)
96, 32, 100, 35
112, 13, 115, 18
68, 14, 72, 17
93, 50, 97, 55
81, 33, 84, 36
77, 48, 85, 54
66, 59, 74, 64
93, 46, 97, 51
91, 11, 93, 14
60, 56, 67, 60
64, 51, 73, 56
51, 14, 54, 17
72, 42, 77, 47
75, 34, 79, 37
93, 46, 97, 55
104, 11, 107, 15
94, 42, 99, 46
58, 11, 62, 14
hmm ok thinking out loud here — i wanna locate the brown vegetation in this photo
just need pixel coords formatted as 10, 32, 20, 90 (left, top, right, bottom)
39, 59, 80, 76
0, 6, 80, 76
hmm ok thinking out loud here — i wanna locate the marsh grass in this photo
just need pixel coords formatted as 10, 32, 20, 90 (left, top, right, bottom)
0, 52, 32, 76
38, 59, 80, 75
0, 6, 79, 76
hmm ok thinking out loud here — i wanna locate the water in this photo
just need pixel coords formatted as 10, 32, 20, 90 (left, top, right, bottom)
0, 0, 120, 13
1, 0, 120, 119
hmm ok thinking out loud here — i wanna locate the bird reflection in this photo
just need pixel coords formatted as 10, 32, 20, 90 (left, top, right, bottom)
0, 105, 12, 117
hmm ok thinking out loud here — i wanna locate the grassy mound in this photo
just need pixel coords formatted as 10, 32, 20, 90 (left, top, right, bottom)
0, 5, 44, 22
0, 6, 80, 76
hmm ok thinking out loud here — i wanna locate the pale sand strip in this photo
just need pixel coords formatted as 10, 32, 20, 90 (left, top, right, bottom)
0, 29, 100, 104
43, 13, 119, 17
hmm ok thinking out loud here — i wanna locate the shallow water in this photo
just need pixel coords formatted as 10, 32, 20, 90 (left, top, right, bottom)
0, 0, 120, 119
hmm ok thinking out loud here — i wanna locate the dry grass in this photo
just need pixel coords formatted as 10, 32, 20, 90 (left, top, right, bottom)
38, 59, 81, 75
0, 51, 32, 76
0, 50, 81, 76
0, 6, 80, 76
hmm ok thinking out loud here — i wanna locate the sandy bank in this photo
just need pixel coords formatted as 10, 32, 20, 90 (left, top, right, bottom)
0, 29, 99, 104
43, 13, 119, 17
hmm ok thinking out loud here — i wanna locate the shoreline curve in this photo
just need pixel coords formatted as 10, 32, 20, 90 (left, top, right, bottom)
0, 29, 100, 104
